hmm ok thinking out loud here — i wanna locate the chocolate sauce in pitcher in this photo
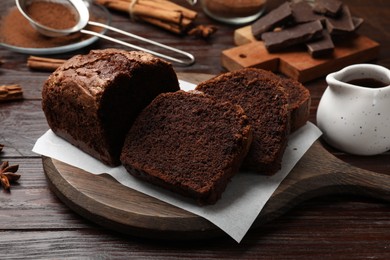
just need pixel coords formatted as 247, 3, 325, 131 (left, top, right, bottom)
347, 78, 388, 88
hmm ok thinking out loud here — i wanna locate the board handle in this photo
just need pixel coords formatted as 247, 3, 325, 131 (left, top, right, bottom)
299, 141, 390, 202
328, 164, 390, 202
310, 141, 390, 202
257, 141, 390, 225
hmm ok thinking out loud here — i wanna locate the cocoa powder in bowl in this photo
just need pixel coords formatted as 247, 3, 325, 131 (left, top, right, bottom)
201, 0, 267, 24
0, 2, 104, 48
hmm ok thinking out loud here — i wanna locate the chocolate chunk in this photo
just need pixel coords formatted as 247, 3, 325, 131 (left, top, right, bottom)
251, 2, 293, 40
326, 5, 355, 35
306, 30, 334, 58
313, 0, 343, 17
291, 1, 325, 24
262, 20, 323, 52
352, 16, 364, 31
331, 16, 365, 41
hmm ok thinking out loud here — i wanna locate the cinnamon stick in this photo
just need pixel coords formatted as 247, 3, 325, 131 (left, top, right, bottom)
0, 84, 23, 102
95, 0, 129, 14
132, 4, 183, 25
94, 0, 201, 35
133, 0, 197, 20
139, 17, 182, 34
27, 56, 65, 71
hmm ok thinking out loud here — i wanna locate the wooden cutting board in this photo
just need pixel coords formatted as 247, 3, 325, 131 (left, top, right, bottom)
221, 25, 380, 82
42, 73, 390, 240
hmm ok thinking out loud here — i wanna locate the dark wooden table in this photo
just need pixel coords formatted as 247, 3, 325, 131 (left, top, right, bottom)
1, 0, 389, 259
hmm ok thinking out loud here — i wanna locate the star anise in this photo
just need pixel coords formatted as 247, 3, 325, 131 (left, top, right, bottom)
0, 161, 21, 191
187, 25, 218, 39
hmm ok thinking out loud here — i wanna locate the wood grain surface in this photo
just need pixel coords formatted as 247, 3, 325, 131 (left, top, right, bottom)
1, 0, 389, 259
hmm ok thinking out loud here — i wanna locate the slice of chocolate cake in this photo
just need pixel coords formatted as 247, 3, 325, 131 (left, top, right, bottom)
196, 68, 290, 175
279, 78, 311, 132
42, 49, 180, 166
120, 91, 253, 205
226, 68, 311, 132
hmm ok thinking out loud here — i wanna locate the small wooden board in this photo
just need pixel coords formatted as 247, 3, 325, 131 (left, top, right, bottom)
221, 25, 380, 82
42, 73, 390, 240
43, 140, 390, 240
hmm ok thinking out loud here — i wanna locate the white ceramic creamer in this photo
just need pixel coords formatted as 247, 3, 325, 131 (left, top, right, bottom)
316, 64, 390, 155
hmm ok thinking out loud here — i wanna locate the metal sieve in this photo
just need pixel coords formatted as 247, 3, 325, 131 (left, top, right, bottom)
15, 0, 196, 65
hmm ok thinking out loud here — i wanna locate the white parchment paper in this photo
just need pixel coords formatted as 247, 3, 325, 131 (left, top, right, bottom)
33, 80, 322, 242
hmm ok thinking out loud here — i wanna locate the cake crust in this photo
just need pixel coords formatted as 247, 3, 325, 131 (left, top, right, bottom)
42, 49, 180, 166
279, 78, 311, 132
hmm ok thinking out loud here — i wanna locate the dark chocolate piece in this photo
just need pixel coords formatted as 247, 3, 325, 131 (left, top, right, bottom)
325, 5, 355, 35
352, 16, 364, 31
291, 1, 325, 24
306, 30, 334, 58
261, 20, 323, 52
313, 0, 343, 17
251, 2, 293, 40
331, 16, 365, 41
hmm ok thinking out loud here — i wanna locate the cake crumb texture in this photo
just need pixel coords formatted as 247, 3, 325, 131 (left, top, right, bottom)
196, 68, 292, 174
120, 91, 252, 204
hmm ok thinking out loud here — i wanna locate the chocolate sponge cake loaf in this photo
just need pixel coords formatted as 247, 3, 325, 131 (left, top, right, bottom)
196, 68, 290, 175
42, 49, 180, 166
120, 91, 252, 205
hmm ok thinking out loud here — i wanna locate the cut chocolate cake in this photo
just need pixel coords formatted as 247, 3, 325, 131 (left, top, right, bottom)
120, 91, 253, 205
222, 68, 310, 132
196, 68, 290, 175
257, 72, 311, 132
42, 49, 180, 166
279, 78, 311, 132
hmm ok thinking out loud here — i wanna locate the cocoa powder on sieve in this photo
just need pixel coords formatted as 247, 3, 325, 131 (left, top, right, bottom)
0, 4, 102, 48
26, 1, 78, 30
